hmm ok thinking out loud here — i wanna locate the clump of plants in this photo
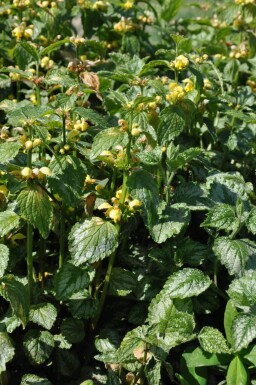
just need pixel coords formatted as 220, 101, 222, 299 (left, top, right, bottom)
0, 0, 256, 384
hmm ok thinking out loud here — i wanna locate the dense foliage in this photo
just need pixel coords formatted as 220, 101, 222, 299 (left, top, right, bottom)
0, 0, 256, 384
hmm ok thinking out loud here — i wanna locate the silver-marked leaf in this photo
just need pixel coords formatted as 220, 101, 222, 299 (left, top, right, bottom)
0, 210, 19, 237
0, 142, 21, 163
17, 185, 53, 238
213, 237, 256, 277
228, 272, 256, 309
145, 357, 161, 385
29, 303, 57, 330
60, 318, 85, 343
150, 203, 190, 244
21, 374, 52, 385
0, 309, 22, 333
232, 313, 256, 352
0, 332, 15, 373
202, 204, 239, 232
23, 330, 54, 365
0, 244, 9, 279
0, 275, 29, 328
54, 262, 90, 301
90, 127, 128, 160
246, 208, 256, 235
198, 327, 230, 354
162, 268, 211, 299
69, 217, 118, 265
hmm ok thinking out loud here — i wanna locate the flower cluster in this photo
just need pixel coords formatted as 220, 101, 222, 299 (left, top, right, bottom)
114, 17, 137, 33
98, 189, 142, 223
20, 166, 52, 180
170, 55, 189, 71
40, 56, 55, 70
166, 79, 194, 103
12, 22, 34, 40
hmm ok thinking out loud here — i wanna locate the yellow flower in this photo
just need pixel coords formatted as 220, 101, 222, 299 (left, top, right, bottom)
182, 78, 194, 93
123, 0, 134, 10
85, 174, 96, 184
170, 55, 189, 71
21, 167, 33, 179
108, 207, 122, 223
203, 78, 212, 90
12, 26, 23, 40
128, 199, 142, 211
166, 82, 186, 103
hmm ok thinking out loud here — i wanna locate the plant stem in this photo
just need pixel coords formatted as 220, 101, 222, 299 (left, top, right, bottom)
59, 211, 65, 268
39, 236, 46, 288
27, 223, 33, 303
62, 115, 66, 146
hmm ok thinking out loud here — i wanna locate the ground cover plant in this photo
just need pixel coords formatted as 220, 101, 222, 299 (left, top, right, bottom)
0, 0, 256, 384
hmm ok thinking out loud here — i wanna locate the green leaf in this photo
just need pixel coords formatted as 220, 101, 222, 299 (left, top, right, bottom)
67, 290, 99, 319
202, 204, 239, 232
0, 141, 21, 163
69, 217, 118, 265
161, 268, 211, 299
0, 332, 15, 373
17, 185, 53, 238
95, 329, 120, 354
213, 237, 256, 277
148, 292, 192, 326
23, 330, 54, 365
227, 272, 256, 309
74, 107, 111, 129
44, 68, 76, 87
232, 313, 256, 352
55, 349, 80, 377
227, 356, 248, 385
198, 327, 230, 354
48, 155, 86, 206
127, 169, 160, 227
60, 318, 85, 343
29, 303, 57, 330
174, 182, 207, 211
54, 262, 90, 301
90, 127, 128, 160
8, 105, 54, 126
205, 173, 252, 207
21, 374, 52, 385
109, 268, 137, 296
161, 0, 183, 20
175, 238, 209, 266
246, 208, 256, 235
224, 300, 238, 345
0, 245, 9, 279
158, 105, 186, 145
0, 309, 22, 333
18, 42, 39, 62
167, 147, 202, 171
39, 38, 70, 56
243, 344, 256, 367
0, 210, 19, 237
150, 203, 190, 244
137, 146, 162, 165
145, 357, 161, 385
183, 347, 231, 368
149, 311, 195, 351
0, 275, 29, 328
139, 60, 169, 76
